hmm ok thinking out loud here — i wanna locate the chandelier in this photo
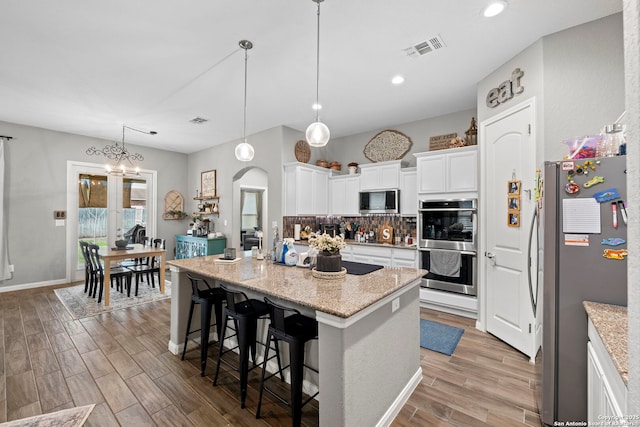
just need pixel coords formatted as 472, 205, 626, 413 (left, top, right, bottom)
86, 125, 157, 175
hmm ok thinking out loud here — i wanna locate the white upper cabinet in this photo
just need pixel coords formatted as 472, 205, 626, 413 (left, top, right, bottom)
329, 175, 360, 216
400, 168, 417, 216
415, 146, 477, 196
284, 163, 330, 216
359, 160, 401, 191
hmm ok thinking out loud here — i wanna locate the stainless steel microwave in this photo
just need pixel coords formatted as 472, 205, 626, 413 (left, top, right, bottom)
359, 189, 400, 214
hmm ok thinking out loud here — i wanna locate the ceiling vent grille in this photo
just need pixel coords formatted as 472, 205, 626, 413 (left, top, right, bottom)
404, 35, 446, 58
190, 117, 209, 124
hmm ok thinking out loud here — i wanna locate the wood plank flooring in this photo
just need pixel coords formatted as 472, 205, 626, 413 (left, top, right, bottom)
0, 282, 541, 426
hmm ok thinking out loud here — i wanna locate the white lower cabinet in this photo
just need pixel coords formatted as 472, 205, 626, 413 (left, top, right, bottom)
341, 245, 417, 268
587, 319, 627, 425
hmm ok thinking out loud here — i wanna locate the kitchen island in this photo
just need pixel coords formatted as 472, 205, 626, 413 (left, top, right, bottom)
167, 255, 425, 426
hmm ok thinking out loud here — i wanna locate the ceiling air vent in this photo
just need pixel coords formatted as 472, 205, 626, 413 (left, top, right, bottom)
189, 117, 209, 124
404, 35, 446, 58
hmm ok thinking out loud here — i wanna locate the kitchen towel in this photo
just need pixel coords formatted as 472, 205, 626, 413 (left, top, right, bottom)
429, 249, 461, 277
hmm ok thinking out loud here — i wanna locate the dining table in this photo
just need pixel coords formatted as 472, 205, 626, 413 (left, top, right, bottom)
99, 243, 166, 306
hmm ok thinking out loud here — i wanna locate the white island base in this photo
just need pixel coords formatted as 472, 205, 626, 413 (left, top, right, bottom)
166, 257, 423, 426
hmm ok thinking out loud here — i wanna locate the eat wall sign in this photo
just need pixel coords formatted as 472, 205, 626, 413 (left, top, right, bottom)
486, 68, 524, 108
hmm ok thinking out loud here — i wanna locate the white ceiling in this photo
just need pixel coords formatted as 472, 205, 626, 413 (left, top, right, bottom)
0, 0, 622, 154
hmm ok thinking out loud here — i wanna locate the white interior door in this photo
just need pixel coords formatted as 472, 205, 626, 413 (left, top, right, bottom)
481, 100, 538, 359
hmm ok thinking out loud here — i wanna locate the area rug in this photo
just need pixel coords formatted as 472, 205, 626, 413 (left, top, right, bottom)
420, 319, 464, 356
0, 404, 94, 427
54, 278, 171, 319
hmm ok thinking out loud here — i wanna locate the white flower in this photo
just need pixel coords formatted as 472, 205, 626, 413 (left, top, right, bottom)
308, 233, 346, 254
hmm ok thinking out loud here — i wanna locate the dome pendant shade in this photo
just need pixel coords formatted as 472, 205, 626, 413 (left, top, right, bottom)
235, 140, 255, 161
306, 121, 330, 147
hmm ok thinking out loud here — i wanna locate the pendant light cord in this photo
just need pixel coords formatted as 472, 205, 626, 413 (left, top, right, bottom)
315, 0, 321, 123
243, 46, 248, 142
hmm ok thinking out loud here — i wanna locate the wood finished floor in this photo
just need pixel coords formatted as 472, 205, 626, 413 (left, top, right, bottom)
0, 283, 542, 426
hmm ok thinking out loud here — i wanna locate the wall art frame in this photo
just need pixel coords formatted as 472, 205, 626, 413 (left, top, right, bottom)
201, 170, 217, 197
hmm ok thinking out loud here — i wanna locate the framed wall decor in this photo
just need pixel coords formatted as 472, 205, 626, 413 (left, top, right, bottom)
201, 170, 217, 197
508, 195, 520, 210
508, 180, 521, 195
508, 212, 520, 227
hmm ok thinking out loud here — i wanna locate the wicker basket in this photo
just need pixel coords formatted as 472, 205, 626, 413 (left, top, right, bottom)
294, 140, 311, 163
311, 267, 347, 280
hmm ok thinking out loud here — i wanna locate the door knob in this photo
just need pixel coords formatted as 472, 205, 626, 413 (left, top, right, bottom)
485, 252, 496, 265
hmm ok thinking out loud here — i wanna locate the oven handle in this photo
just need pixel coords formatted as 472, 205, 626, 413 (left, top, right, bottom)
418, 248, 476, 256
418, 208, 477, 212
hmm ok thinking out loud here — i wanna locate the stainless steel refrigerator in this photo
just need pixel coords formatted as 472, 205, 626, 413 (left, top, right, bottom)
537, 155, 628, 425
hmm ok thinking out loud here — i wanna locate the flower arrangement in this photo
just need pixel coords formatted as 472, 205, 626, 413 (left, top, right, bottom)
308, 232, 346, 255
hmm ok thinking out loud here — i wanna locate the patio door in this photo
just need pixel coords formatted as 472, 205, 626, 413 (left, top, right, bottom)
67, 161, 157, 282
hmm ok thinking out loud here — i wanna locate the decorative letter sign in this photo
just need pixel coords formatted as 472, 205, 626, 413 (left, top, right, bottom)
486, 68, 524, 108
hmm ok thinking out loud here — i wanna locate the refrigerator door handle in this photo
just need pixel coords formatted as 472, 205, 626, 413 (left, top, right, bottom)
527, 208, 539, 316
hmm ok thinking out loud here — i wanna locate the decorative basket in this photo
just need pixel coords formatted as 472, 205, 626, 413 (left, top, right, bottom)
311, 267, 347, 280
294, 140, 311, 163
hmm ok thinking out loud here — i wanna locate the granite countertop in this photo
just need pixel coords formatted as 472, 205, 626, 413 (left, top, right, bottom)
583, 301, 628, 383
292, 239, 418, 250
168, 256, 425, 318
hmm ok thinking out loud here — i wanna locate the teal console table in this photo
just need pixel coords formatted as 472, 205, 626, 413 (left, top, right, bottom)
175, 235, 226, 259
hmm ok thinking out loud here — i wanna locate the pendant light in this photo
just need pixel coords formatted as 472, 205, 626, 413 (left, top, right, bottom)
305, 0, 330, 147
235, 40, 255, 161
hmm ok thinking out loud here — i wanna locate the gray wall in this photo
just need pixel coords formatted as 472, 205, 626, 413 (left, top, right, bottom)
543, 13, 625, 161
186, 125, 290, 252
0, 120, 188, 288
477, 13, 624, 163
623, 0, 639, 416
325, 109, 477, 168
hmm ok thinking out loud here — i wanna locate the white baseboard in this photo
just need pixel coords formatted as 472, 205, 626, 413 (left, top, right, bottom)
0, 278, 70, 293
419, 288, 478, 319
376, 367, 422, 427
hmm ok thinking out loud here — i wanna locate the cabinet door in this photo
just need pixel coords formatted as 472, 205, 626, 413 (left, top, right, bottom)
345, 177, 360, 215
417, 154, 446, 194
380, 164, 400, 189
400, 170, 417, 216
330, 178, 346, 215
588, 342, 605, 423
314, 170, 329, 215
447, 149, 478, 192
359, 167, 380, 190
296, 168, 315, 215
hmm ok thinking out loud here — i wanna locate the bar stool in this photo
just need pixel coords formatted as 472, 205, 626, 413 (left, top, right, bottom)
181, 274, 225, 377
213, 284, 283, 409
256, 297, 318, 427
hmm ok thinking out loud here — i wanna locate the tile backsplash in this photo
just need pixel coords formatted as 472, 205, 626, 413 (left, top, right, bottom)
283, 215, 416, 242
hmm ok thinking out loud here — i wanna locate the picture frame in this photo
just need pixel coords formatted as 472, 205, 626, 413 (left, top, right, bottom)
201, 170, 217, 197
508, 180, 521, 195
508, 195, 520, 211
508, 212, 520, 227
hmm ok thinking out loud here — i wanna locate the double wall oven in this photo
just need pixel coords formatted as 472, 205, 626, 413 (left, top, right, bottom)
418, 199, 477, 296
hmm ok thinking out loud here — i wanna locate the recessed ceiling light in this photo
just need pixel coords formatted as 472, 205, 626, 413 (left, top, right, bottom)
312, 103, 322, 110
391, 75, 405, 85
483, 0, 507, 17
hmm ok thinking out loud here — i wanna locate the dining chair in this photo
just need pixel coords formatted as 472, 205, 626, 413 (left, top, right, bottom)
79, 241, 94, 294
126, 237, 165, 295
88, 243, 133, 303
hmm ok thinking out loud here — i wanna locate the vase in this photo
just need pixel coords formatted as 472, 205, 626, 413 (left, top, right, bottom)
316, 251, 341, 272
